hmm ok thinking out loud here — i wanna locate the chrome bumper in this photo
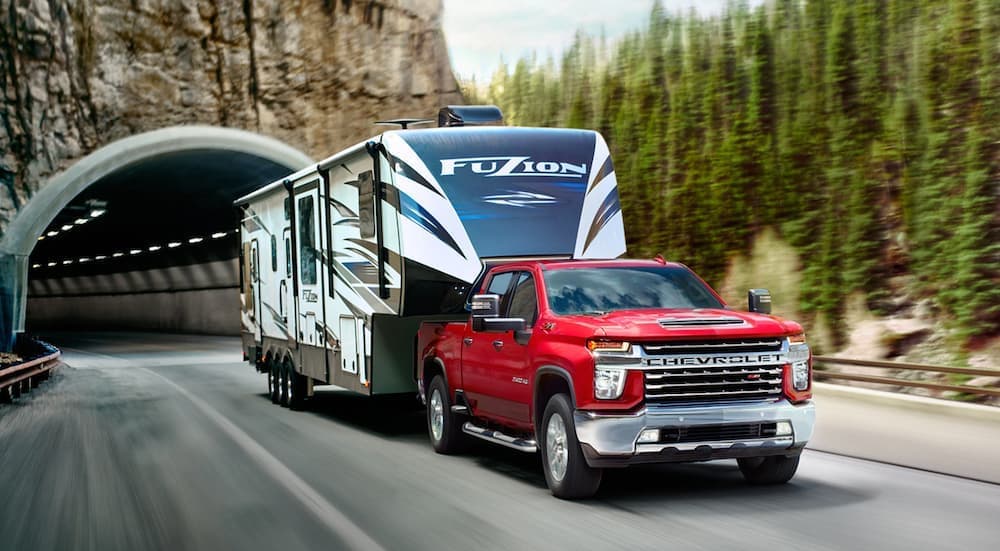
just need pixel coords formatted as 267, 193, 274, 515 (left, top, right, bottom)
574, 399, 815, 468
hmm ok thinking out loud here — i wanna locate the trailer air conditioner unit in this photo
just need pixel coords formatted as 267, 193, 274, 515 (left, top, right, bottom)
438, 105, 504, 127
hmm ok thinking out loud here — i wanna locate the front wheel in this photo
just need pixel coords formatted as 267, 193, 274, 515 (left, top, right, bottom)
269, 361, 280, 404
540, 394, 602, 499
426, 375, 466, 454
738, 454, 801, 485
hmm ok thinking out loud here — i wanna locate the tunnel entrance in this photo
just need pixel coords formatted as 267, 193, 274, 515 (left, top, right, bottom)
0, 127, 313, 350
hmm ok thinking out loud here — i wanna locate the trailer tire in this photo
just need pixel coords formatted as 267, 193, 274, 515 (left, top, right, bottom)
288, 369, 307, 411
738, 454, 800, 485
541, 394, 602, 499
279, 360, 291, 407
269, 361, 280, 404
427, 375, 466, 454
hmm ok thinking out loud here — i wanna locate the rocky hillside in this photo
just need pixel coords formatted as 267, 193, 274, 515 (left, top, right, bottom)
0, 0, 461, 231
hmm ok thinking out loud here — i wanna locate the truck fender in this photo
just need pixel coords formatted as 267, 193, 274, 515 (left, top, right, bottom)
533, 365, 577, 430
420, 356, 449, 403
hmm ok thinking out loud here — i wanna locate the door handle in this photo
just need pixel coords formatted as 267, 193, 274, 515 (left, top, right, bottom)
463, 337, 473, 346
492, 340, 504, 351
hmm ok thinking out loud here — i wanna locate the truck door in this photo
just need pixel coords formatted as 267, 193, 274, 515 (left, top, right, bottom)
293, 182, 327, 349
462, 270, 534, 426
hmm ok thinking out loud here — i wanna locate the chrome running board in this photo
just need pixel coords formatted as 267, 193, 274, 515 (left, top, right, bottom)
462, 422, 538, 453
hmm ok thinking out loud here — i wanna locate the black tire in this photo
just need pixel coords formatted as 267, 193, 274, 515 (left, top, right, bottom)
426, 375, 466, 454
288, 369, 308, 411
540, 394, 602, 499
269, 361, 280, 404
738, 454, 801, 485
279, 361, 290, 407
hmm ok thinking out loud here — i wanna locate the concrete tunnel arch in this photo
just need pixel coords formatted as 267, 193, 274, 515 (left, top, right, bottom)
0, 126, 315, 349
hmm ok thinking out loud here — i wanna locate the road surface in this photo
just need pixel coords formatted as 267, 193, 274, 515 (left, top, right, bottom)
1, 332, 997, 550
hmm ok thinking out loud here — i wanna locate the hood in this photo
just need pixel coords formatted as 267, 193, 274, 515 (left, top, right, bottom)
557, 308, 803, 340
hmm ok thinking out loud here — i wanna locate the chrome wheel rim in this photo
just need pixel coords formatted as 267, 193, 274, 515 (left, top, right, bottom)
429, 388, 444, 442
546, 414, 568, 482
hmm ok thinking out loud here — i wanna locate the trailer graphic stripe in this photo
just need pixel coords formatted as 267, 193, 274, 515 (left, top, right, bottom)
398, 191, 466, 258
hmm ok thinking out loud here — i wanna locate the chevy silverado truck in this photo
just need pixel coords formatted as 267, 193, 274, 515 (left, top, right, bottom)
417, 258, 815, 499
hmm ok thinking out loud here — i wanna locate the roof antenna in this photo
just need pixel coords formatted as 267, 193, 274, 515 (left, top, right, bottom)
375, 118, 434, 130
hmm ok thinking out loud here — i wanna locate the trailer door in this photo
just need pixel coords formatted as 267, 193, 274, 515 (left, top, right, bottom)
293, 182, 327, 350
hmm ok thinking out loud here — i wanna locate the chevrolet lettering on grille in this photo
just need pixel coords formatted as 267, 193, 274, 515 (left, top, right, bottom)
656, 354, 784, 367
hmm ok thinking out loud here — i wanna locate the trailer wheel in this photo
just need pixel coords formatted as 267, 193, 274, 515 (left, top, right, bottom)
279, 360, 291, 407
738, 454, 800, 485
427, 375, 465, 454
269, 361, 280, 404
540, 394, 602, 499
288, 369, 307, 411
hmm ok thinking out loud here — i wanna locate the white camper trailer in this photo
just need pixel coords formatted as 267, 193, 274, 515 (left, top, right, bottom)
236, 106, 627, 407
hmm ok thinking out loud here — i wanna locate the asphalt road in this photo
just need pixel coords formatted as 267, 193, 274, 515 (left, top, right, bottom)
1, 332, 998, 551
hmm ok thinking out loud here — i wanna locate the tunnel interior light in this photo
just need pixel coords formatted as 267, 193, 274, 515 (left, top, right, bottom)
113, 252, 124, 258
188, 237, 203, 244
95, 255, 107, 260
90, 209, 106, 218
129, 249, 142, 255
47, 262, 57, 267
148, 245, 161, 252
32, 264, 40, 269
61, 224, 73, 231
62, 260, 73, 265
211, 232, 227, 239
75, 218, 89, 225
47, 231, 58, 237
37, 235, 45, 241
168, 242, 181, 248
79, 257, 91, 263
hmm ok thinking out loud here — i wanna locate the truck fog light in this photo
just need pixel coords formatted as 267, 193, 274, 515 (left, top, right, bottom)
638, 429, 659, 443
594, 367, 627, 400
775, 421, 793, 437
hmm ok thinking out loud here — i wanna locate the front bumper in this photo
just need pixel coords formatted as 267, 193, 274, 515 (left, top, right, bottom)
574, 399, 815, 468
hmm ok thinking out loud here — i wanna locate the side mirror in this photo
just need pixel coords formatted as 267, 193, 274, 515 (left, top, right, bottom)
470, 294, 526, 332
748, 289, 772, 314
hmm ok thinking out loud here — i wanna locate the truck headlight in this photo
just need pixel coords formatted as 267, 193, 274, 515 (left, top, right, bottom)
787, 334, 811, 391
594, 367, 627, 400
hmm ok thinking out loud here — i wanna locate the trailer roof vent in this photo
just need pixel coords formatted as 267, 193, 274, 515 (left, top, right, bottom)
438, 105, 504, 127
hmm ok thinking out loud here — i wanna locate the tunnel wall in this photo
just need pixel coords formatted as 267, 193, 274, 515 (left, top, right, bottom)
26, 259, 240, 335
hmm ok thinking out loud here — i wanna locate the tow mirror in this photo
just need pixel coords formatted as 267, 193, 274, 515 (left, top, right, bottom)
470, 294, 527, 332
748, 289, 772, 314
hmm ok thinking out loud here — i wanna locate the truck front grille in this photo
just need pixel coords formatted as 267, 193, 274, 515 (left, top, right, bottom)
641, 338, 785, 403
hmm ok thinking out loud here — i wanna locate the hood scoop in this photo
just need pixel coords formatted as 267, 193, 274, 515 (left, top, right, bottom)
658, 316, 748, 328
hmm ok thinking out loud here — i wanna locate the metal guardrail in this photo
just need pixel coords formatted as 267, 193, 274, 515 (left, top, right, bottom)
0, 349, 61, 404
814, 355, 1000, 398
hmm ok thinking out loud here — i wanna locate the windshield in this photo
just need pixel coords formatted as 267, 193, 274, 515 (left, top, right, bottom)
543, 266, 724, 315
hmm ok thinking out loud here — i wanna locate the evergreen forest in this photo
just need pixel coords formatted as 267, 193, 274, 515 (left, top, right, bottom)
465, 0, 1000, 346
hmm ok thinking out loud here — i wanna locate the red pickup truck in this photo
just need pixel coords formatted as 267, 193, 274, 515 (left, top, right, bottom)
417, 258, 815, 499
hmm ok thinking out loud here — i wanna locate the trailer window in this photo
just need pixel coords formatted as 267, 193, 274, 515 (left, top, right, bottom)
285, 235, 292, 277
298, 196, 317, 285
271, 235, 278, 272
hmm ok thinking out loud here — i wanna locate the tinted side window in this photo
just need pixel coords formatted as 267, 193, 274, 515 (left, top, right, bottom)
486, 272, 515, 307
271, 235, 278, 272
507, 272, 538, 327
298, 196, 317, 285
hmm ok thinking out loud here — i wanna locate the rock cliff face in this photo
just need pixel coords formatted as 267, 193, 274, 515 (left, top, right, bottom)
0, 0, 461, 231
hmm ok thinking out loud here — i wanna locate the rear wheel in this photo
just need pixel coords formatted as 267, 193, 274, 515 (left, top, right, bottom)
279, 361, 290, 407
738, 454, 801, 485
269, 361, 280, 404
426, 375, 466, 454
288, 368, 308, 411
540, 394, 602, 499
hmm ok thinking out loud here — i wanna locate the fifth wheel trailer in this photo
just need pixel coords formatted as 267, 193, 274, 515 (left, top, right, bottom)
236, 106, 626, 407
